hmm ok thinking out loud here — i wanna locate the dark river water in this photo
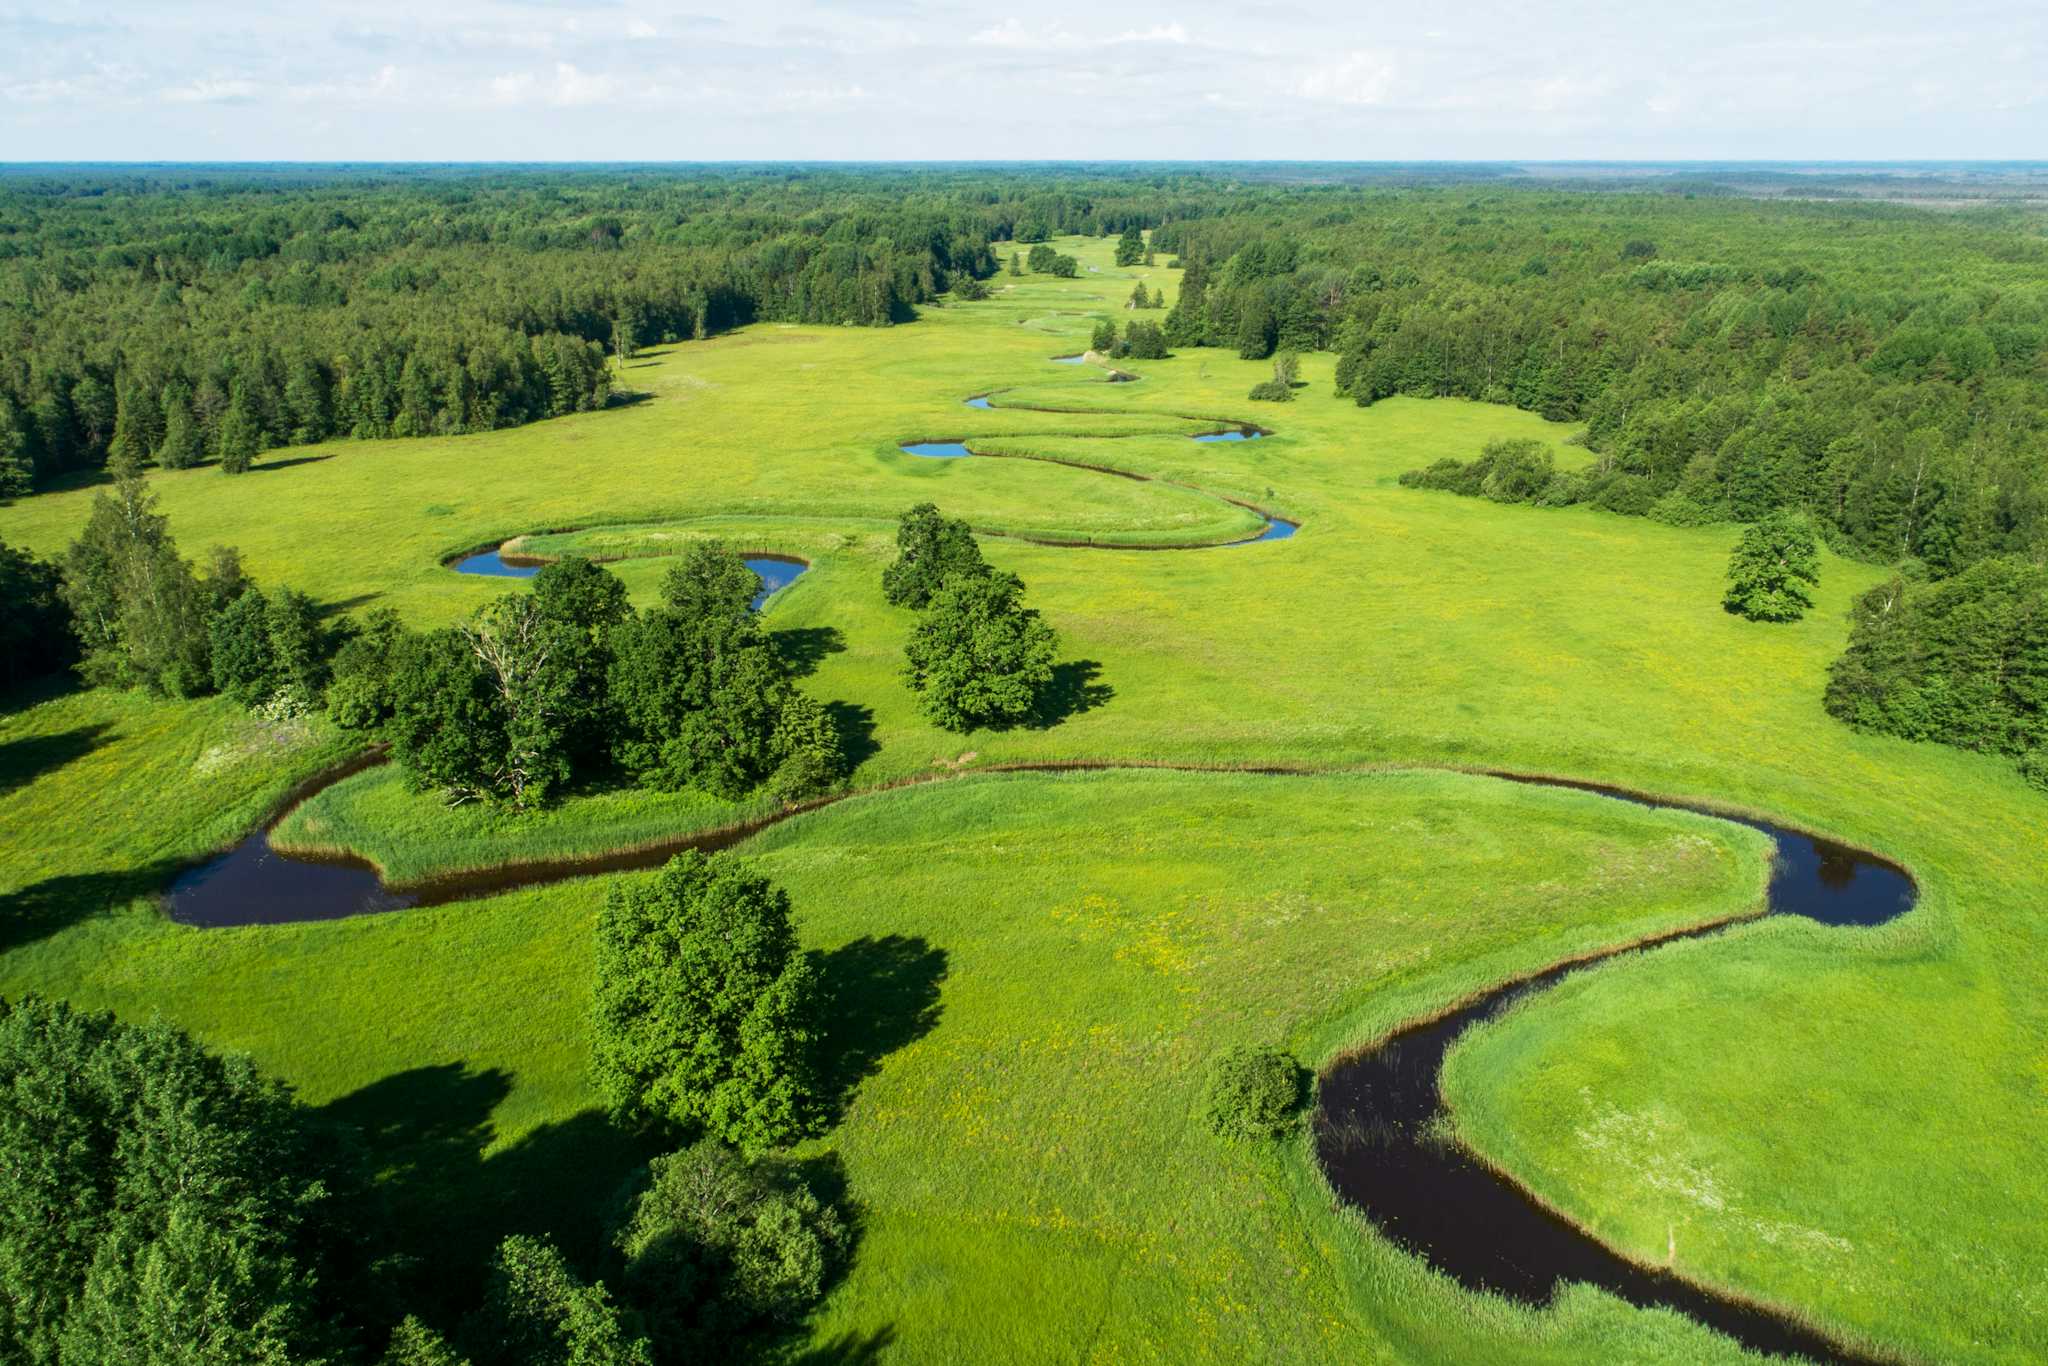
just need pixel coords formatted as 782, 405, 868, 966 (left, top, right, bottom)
1315, 777, 1913, 1363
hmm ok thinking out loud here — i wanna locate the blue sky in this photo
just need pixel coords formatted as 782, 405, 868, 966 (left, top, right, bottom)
2, 1, 2042, 161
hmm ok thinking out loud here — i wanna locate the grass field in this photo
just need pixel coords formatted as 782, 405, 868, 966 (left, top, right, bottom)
3, 232, 2044, 1362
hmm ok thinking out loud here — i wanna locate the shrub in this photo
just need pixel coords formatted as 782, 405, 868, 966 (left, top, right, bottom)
1590, 472, 1658, 516
464, 1235, 650, 1366
902, 570, 1058, 732
1476, 439, 1554, 504
882, 503, 989, 610
1122, 320, 1168, 359
1204, 1044, 1307, 1140
1247, 380, 1294, 402
609, 1142, 847, 1356
0, 997, 337, 1363
592, 852, 821, 1152
1724, 509, 1820, 622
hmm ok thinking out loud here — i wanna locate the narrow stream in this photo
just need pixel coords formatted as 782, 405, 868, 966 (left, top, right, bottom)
451, 548, 807, 611
1315, 777, 1914, 1364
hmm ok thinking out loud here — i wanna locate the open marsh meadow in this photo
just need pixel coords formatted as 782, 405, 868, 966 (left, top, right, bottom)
3, 229, 2043, 1363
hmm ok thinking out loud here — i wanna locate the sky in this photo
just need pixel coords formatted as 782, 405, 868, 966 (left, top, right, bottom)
1, 0, 2043, 162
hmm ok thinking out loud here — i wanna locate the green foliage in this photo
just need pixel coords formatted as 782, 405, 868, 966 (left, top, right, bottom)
0, 997, 331, 1364
657, 541, 757, 623
1203, 1044, 1307, 1140
532, 556, 630, 765
1247, 381, 1294, 403
609, 1142, 847, 1357
1114, 225, 1145, 268
608, 547, 833, 802
381, 1317, 468, 1366
326, 607, 408, 732
1723, 509, 1820, 622
1121, 321, 1168, 360
0, 537, 72, 689
591, 853, 820, 1152
464, 1235, 650, 1366
902, 570, 1058, 732
1090, 320, 1117, 354
385, 627, 515, 803
209, 584, 334, 706
1399, 438, 1556, 506
880, 503, 989, 610
1825, 557, 2045, 786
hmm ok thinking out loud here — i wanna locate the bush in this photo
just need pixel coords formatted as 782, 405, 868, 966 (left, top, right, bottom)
0, 997, 338, 1364
609, 1142, 847, 1356
1247, 380, 1294, 402
1475, 439, 1554, 504
1122, 320, 1168, 359
464, 1234, 650, 1366
592, 852, 821, 1152
902, 570, 1058, 732
1204, 1044, 1306, 1140
1589, 472, 1658, 517
1825, 558, 2045, 783
882, 503, 988, 610
1535, 470, 1589, 507
1724, 509, 1820, 622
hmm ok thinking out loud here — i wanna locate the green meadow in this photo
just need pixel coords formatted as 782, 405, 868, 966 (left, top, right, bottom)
3, 233, 2043, 1361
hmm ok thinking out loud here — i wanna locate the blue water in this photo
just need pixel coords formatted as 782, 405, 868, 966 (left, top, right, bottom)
744, 556, 807, 610
453, 549, 541, 578
1051, 354, 1087, 364
1193, 428, 1264, 442
452, 549, 807, 610
1248, 518, 1298, 542
901, 441, 973, 458
965, 396, 994, 409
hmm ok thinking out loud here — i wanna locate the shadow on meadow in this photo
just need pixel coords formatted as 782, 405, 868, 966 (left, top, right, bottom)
0, 723, 112, 796
0, 860, 181, 955
826, 701, 880, 773
1033, 658, 1113, 729
772, 625, 847, 679
319, 1064, 661, 1328
784, 1326, 899, 1364
254, 453, 337, 473
811, 934, 948, 1129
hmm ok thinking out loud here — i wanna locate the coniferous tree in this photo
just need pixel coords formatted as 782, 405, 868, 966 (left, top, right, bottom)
1114, 225, 1145, 267
216, 379, 261, 474
156, 383, 204, 470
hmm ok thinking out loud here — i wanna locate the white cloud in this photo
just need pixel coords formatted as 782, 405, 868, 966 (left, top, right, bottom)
1, 1, 2042, 159
1295, 50, 1396, 106
161, 77, 262, 104
1109, 23, 1189, 45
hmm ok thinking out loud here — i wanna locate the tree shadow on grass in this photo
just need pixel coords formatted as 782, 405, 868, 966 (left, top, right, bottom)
809, 935, 948, 1129
827, 701, 879, 773
319, 1064, 659, 1331
771, 626, 846, 680
783, 1327, 898, 1365
0, 722, 112, 796
255, 453, 336, 473
317, 592, 384, 618
1030, 659, 1113, 729
0, 860, 181, 955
